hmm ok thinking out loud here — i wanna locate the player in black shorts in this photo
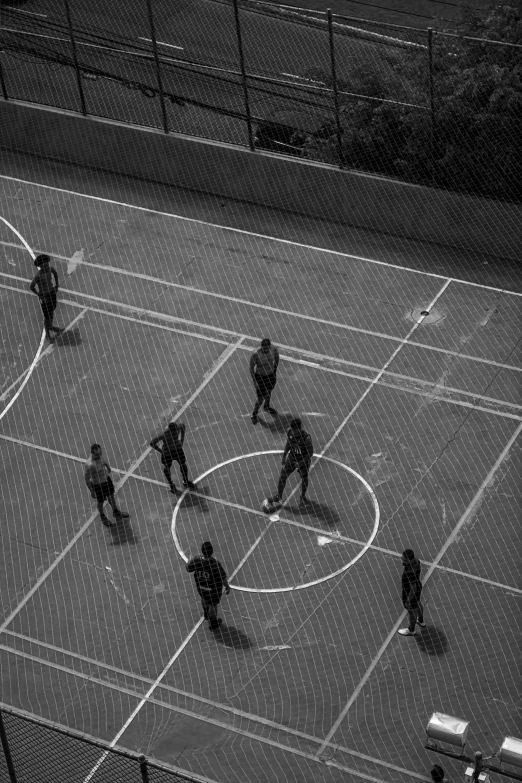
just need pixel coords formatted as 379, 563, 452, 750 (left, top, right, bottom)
186, 541, 230, 630
29, 254, 62, 342
150, 421, 197, 494
269, 418, 314, 506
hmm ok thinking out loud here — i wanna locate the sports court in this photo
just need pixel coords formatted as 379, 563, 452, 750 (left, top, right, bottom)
0, 171, 521, 783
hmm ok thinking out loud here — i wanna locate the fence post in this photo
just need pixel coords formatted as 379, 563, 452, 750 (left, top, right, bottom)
232, 0, 254, 151
427, 27, 436, 186
138, 753, 149, 783
0, 710, 18, 783
145, 0, 169, 134
327, 9, 343, 168
63, 0, 87, 115
0, 55, 8, 100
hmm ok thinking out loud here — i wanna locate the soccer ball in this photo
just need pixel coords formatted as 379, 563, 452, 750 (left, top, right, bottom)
262, 497, 282, 514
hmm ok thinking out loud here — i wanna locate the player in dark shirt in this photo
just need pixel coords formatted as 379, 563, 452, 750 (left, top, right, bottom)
29, 254, 62, 342
398, 549, 426, 636
269, 418, 314, 506
187, 542, 230, 630
150, 422, 196, 494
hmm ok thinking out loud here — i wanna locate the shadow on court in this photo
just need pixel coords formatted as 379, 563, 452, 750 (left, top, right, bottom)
108, 519, 138, 546
179, 489, 210, 513
212, 623, 255, 650
54, 328, 82, 347
287, 498, 342, 530
415, 625, 448, 656
258, 412, 296, 434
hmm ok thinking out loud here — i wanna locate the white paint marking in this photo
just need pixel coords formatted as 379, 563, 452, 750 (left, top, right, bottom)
0, 309, 88, 402
0, 216, 44, 421
138, 36, 184, 50
260, 645, 292, 650
82, 338, 245, 782
2, 253, 521, 376
316, 418, 522, 757
480, 306, 497, 326
67, 249, 83, 275
1, 175, 520, 297
5, 7, 48, 16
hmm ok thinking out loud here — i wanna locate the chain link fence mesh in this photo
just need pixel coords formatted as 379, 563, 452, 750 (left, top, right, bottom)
0, 0, 520, 196
0, 707, 208, 783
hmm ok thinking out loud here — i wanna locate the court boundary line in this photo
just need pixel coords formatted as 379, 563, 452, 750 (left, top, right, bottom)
316, 418, 522, 757
0, 337, 245, 638
1, 280, 520, 420
0, 641, 429, 783
3, 429, 522, 598
3, 248, 522, 376
1, 173, 521, 298
0, 217, 45, 420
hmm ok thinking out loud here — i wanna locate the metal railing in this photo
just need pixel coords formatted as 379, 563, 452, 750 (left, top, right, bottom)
0, 0, 520, 201
0, 705, 212, 783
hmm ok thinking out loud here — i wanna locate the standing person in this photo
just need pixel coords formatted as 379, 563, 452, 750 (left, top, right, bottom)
186, 542, 230, 630
84, 444, 129, 527
149, 421, 197, 494
398, 549, 426, 636
268, 418, 313, 506
29, 254, 62, 342
250, 338, 279, 424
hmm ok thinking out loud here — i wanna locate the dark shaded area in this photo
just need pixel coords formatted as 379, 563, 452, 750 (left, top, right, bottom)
211, 623, 255, 650
54, 328, 82, 347
415, 625, 448, 656
178, 489, 210, 513
286, 497, 342, 530
108, 517, 138, 545
258, 411, 296, 434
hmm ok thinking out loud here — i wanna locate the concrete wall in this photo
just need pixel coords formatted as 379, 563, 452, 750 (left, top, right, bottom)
2, 99, 521, 261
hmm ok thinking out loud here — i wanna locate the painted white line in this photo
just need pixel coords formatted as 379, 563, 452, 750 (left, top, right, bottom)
172, 451, 379, 592
3, 431, 521, 597
82, 338, 245, 781
0, 216, 45, 422
0, 308, 88, 402
316, 418, 522, 756
138, 36, 184, 49
1, 280, 520, 421
0, 338, 244, 641
5, 7, 48, 16
5, 244, 521, 376
0, 629, 429, 781
1, 175, 520, 297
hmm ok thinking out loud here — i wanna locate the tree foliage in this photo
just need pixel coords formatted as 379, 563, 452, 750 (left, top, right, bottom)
303, 1, 522, 200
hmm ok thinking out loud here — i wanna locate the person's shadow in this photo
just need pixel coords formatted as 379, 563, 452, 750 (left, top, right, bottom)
212, 623, 254, 650
178, 488, 210, 513
258, 411, 295, 434
286, 498, 342, 531
54, 328, 82, 347
108, 517, 138, 546
415, 625, 448, 656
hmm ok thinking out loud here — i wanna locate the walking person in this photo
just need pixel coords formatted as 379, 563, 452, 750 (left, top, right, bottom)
150, 421, 197, 494
29, 254, 62, 342
186, 542, 230, 631
268, 418, 313, 507
398, 548, 426, 636
250, 338, 280, 424
84, 444, 129, 527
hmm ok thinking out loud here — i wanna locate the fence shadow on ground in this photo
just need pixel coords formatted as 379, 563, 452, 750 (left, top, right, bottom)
415, 625, 448, 656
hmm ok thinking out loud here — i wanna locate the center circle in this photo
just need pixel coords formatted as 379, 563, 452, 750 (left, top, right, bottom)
171, 451, 380, 593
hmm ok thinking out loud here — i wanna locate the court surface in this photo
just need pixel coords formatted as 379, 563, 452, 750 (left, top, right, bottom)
1, 172, 521, 783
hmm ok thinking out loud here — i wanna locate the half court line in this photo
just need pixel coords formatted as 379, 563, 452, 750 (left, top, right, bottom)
2, 430, 520, 596
1, 280, 520, 420
2, 174, 521, 297
316, 418, 522, 757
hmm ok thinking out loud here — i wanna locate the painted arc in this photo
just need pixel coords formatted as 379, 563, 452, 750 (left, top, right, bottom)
0, 216, 45, 422
171, 450, 380, 593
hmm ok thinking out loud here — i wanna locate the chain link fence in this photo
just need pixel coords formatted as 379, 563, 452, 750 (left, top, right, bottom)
0, 0, 520, 200
0, 705, 212, 783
